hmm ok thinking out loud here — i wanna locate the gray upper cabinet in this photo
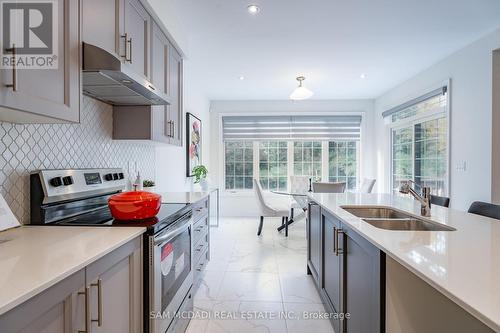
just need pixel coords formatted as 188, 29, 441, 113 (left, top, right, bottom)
167, 44, 183, 146
0, 0, 80, 123
82, 0, 122, 57
151, 22, 167, 93
83, 0, 151, 80
85, 0, 183, 145
150, 22, 171, 144
112, 17, 183, 146
123, 0, 151, 79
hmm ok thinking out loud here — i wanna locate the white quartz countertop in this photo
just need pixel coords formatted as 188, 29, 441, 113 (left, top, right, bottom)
0, 225, 145, 316
308, 192, 500, 332
157, 191, 212, 204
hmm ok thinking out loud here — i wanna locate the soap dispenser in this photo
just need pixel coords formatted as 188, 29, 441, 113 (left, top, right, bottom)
134, 171, 143, 191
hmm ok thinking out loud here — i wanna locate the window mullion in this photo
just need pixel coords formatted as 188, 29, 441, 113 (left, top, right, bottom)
287, 141, 293, 192
412, 125, 416, 184
322, 141, 328, 182
253, 141, 259, 185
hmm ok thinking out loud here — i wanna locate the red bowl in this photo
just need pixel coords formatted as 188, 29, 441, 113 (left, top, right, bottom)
108, 191, 161, 220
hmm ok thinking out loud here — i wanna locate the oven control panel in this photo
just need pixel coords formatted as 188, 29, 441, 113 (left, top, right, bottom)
33, 168, 127, 200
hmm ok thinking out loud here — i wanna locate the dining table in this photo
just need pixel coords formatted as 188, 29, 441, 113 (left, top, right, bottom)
271, 190, 310, 232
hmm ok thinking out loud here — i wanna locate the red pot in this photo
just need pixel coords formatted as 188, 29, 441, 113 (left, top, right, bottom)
108, 191, 161, 220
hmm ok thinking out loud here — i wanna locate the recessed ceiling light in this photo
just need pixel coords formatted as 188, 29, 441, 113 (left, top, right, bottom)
360, 73, 367, 79
239, 76, 245, 80
247, 4, 261, 15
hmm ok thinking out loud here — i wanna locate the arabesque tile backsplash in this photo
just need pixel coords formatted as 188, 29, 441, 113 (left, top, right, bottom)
0, 96, 155, 223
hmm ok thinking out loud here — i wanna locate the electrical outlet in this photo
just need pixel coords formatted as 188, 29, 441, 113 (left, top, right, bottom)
456, 161, 467, 172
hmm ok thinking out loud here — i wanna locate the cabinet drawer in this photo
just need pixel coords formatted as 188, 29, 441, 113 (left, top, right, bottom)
192, 199, 209, 222
193, 248, 209, 284
193, 233, 209, 264
193, 217, 208, 244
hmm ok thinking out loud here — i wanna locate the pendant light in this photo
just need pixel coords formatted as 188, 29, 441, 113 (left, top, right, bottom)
289, 76, 314, 100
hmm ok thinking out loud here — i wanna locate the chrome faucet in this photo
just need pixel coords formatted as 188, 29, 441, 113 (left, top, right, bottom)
399, 180, 431, 217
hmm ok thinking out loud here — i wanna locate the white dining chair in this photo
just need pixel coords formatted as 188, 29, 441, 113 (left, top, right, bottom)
312, 181, 346, 193
359, 178, 376, 193
253, 179, 291, 236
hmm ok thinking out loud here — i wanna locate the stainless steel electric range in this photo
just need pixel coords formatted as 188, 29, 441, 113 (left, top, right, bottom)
29, 168, 194, 333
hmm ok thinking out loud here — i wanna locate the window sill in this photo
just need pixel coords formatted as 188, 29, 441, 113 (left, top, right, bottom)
221, 190, 255, 197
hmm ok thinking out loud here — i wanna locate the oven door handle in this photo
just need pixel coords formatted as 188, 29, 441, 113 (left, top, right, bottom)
154, 218, 191, 245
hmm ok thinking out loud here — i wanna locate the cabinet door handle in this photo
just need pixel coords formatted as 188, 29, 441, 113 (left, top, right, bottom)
128, 37, 133, 63
335, 228, 344, 256
5, 45, 17, 91
91, 279, 103, 326
120, 33, 128, 60
333, 226, 337, 254
170, 121, 175, 138
78, 287, 91, 333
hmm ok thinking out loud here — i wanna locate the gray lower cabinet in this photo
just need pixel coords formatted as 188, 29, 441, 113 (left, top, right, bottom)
0, 0, 80, 123
308, 204, 384, 333
307, 202, 321, 284
192, 197, 211, 289
321, 211, 343, 333
343, 224, 384, 333
85, 236, 143, 333
0, 269, 86, 333
0, 236, 142, 333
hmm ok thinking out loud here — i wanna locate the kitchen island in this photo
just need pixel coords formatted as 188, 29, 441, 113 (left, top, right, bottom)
308, 192, 500, 333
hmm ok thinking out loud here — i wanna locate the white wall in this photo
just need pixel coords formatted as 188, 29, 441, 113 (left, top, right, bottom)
155, 61, 211, 192
210, 100, 375, 216
146, 0, 211, 192
374, 27, 500, 210
492, 50, 500, 204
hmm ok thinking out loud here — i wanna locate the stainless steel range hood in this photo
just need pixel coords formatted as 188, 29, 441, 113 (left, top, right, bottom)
82, 43, 171, 106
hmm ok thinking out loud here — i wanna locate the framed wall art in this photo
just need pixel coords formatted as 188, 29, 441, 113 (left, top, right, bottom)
186, 112, 202, 177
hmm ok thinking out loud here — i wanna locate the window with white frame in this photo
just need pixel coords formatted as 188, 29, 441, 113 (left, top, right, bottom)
384, 86, 448, 196
329, 141, 359, 190
259, 141, 288, 191
224, 141, 253, 190
222, 115, 362, 191
293, 141, 322, 181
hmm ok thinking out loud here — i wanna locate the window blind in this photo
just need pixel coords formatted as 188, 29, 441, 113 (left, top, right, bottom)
222, 115, 362, 141
382, 86, 447, 121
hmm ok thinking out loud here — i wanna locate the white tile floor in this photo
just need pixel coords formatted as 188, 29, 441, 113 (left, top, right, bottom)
187, 215, 335, 333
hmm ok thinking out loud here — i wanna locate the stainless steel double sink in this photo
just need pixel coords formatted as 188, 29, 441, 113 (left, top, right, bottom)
341, 206, 456, 231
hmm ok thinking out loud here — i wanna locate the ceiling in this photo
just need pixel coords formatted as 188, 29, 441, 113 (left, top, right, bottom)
157, 0, 500, 100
